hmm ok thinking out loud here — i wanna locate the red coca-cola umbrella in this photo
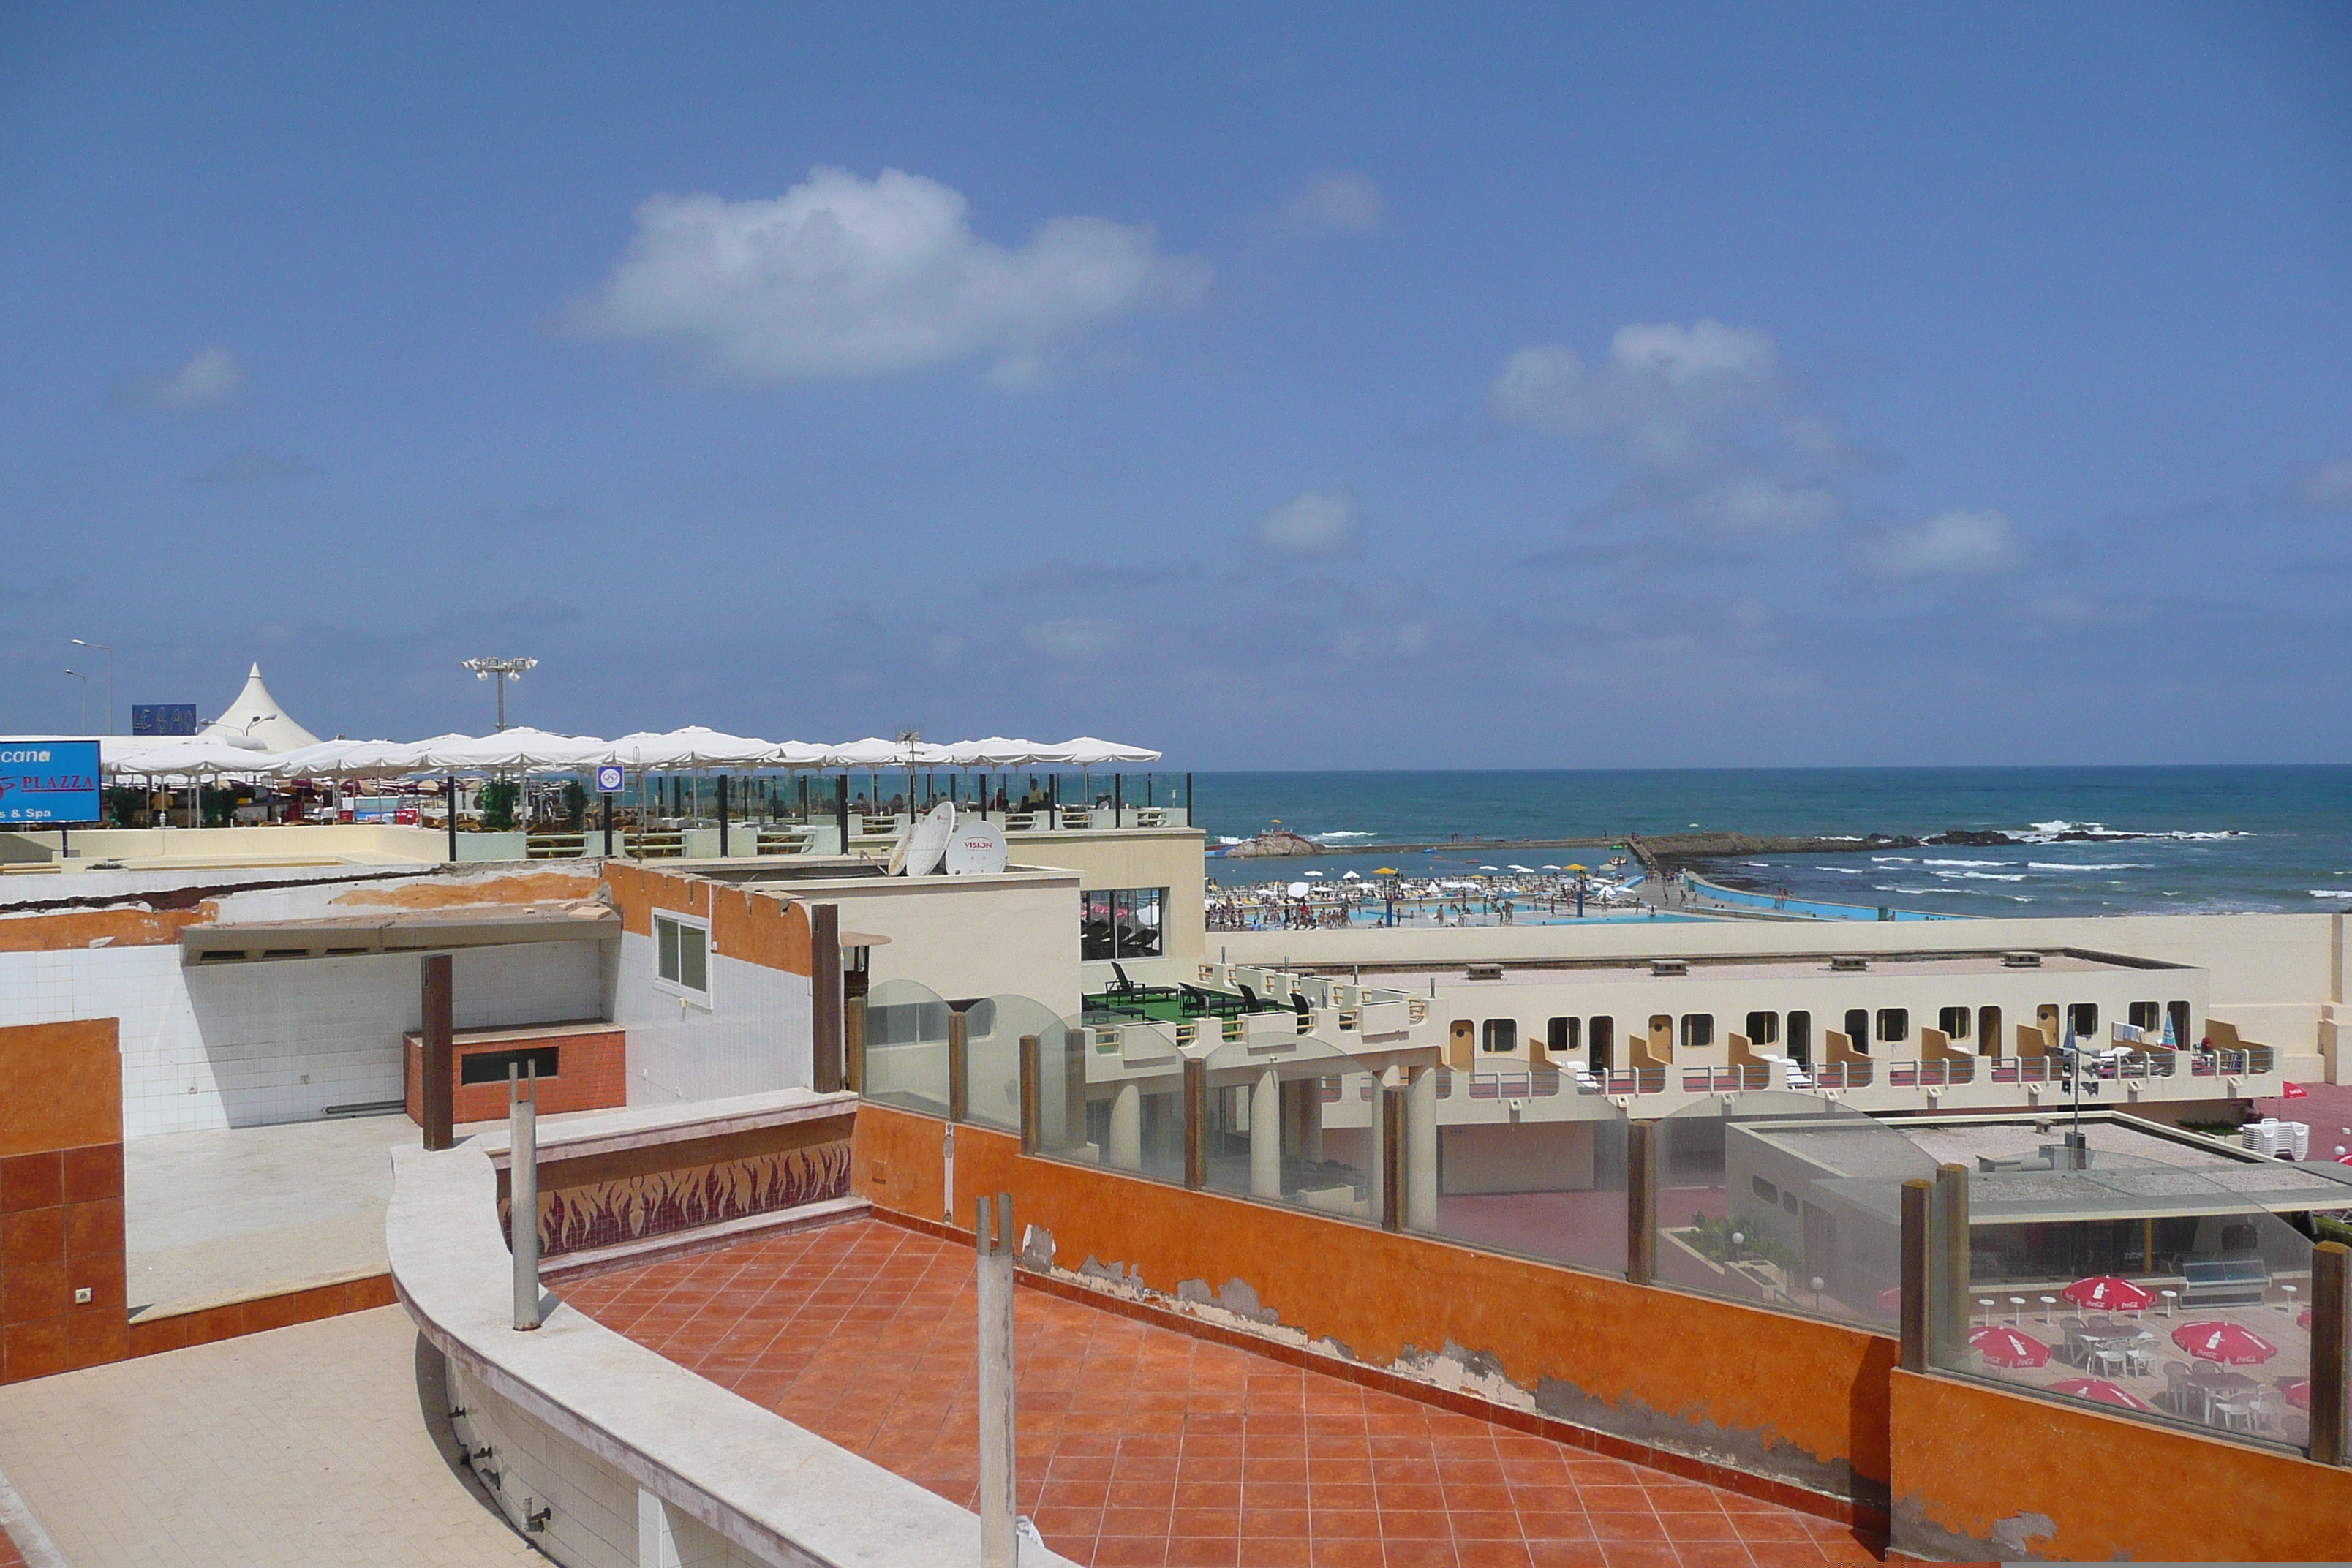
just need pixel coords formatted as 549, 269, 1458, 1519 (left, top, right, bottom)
2299, 1308, 2314, 1332
1876, 1284, 1904, 1313
2060, 1275, 2153, 1313
2050, 1377, 2155, 1411
2281, 1082, 2310, 1100
2172, 1320, 2280, 1365
1970, 1324, 2051, 1368
2282, 1378, 2311, 1411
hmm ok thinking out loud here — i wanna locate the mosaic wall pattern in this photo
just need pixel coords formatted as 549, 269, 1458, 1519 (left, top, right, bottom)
502, 1138, 853, 1256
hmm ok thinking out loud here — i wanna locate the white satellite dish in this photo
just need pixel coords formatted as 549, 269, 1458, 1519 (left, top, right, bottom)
895, 800, 957, 876
943, 817, 1009, 876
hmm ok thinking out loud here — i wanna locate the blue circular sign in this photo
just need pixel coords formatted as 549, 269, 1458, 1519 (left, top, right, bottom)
595, 764, 625, 794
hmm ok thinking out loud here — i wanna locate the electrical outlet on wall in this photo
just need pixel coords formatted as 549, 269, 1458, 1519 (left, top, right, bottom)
74, 1287, 92, 1304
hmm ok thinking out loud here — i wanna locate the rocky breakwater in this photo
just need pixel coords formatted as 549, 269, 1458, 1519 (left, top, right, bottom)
1221, 827, 1322, 859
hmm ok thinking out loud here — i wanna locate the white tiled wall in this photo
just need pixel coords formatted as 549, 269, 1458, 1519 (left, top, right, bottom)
613, 932, 812, 1107
0, 941, 605, 1139
449, 1365, 766, 1568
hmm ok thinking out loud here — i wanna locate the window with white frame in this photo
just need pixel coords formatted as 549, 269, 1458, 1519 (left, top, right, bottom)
653, 911, 710, 1000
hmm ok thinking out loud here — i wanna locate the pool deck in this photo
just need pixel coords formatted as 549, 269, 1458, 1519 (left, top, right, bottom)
561, 1216, 1885, 1568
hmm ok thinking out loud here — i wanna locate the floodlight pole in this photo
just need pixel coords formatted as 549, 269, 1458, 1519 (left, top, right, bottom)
461, 656, 537, 731
70, 640, 113, 733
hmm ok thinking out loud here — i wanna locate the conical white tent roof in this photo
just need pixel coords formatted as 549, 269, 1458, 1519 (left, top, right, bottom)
200, 664, 320, 751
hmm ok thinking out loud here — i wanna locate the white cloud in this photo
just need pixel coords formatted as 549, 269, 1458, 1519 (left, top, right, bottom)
573, 165, 1208, 385
1868, 510, 2021, 576
1491, 320, 1790, 472
1278, 173, 1387, 235
1022, 617, 1123, 660
153, 347, 244, 410
1686, 477, 1839, 533
1256, 491, 1358, 555
2295, 458, 2352, 511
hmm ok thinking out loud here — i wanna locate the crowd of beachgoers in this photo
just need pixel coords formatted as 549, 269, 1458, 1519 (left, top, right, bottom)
1205, 866, 1647, 931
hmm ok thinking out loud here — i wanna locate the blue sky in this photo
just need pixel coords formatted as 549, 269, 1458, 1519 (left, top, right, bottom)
3, 4, 2348, 766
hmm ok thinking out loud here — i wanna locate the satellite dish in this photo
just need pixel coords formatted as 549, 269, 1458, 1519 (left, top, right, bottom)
943, 817, 1009, 876
897, 801, 957, 876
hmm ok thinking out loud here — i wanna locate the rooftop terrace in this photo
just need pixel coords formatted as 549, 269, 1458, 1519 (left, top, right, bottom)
560, 1218, 1884, 1568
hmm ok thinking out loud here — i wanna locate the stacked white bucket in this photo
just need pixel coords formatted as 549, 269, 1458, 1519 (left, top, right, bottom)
2242, 1118, 2310, 1159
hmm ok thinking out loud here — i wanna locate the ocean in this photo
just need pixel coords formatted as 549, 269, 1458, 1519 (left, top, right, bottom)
1189, 766, 2352, 917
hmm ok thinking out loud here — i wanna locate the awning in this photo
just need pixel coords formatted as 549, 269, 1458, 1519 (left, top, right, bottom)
181, 901, 618, 965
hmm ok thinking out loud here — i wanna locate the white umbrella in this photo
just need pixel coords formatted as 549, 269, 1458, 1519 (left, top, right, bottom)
1052, 736, 1163, 766
766, 741, 834, 768
825, 736, 954, 767
423, 728, 612, 772
592, 727, 774, 769
103, 737, 282, 779
943, 736, 1055, 766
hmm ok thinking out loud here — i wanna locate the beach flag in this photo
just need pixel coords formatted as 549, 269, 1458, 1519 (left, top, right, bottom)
2161, 1013, 2176, 1048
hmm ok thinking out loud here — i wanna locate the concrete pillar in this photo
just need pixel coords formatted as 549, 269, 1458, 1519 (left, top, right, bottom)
1108, 1081, 1143, 1171
976, 1194, 1017, 1568
1406, 1065, 1439, 1231
1297, 1080, 1324, 1162
1251, 1068, 1281, 1198
510, 1064, 541, 1331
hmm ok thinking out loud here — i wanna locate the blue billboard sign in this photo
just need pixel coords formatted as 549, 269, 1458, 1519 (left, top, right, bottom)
132, 704, 200, 736
0, 741, 102, 824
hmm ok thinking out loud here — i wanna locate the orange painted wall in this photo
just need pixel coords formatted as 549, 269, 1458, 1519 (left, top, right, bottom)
0, 1021, 125, 1383
600, 862, 812, 976
1889, 1368, 2352, 1561
330, 869, 601, 910
853, 1104, 1895, 1496
402, 1028, 627, 1124
0, 905, 214, 954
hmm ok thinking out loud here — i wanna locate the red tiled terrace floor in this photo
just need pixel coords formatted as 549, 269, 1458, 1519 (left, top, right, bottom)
560, 1218, 1885, 1568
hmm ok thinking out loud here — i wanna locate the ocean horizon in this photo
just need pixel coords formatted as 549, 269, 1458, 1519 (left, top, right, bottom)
1187, 764, 2352, 917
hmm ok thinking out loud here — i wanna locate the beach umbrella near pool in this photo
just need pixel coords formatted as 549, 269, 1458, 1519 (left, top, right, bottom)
2283, 1379, 2312, 1411
2283, 1082, 2310, 1099
1373, 867, 1398, 875
2062, 1276, 2154, 1313
2050, 1378, 2155, 1411
1341, 870, 1360, 880
2299, 1308, 2314, 1331
1969, 1325, 2051, 1368
2173, 1321, 2278, 1365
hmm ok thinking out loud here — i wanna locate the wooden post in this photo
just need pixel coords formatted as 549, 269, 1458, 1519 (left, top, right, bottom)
421, 953, 454, 1151
1627, 1120, 1656, 1285
1019, 1035, 1041, 1155
1900, 1178, 1933, 1374
1381, 1084, 1406, 1232
1936, 1163, 1971, 1361
845, 996, 865, 1094
948, 1007, 970, 1123
1183, 1058, 1207, 1189
2313, 1241, 2349, 1466
810, 903, 842, 1094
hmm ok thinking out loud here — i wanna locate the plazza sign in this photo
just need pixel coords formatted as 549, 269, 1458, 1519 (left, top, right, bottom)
0, 740, 102, 824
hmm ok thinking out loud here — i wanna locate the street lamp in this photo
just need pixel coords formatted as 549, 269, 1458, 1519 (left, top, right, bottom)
63, 669, 88, 733
69, 640, 113, 734
461, 657, 537, 731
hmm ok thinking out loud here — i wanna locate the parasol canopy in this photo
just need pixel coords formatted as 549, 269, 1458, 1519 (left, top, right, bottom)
2049, 1378, 2155, 1411
2171, 1321, 2279, 1365
2060, 1276, 2154, 1313
1968, 1324, 2051, 1369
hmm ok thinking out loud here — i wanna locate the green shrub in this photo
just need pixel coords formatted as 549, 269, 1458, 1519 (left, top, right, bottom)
479, 780, 521, 832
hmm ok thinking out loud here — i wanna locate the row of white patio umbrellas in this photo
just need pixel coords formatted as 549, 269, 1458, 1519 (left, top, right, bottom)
99, 728, 1162, 780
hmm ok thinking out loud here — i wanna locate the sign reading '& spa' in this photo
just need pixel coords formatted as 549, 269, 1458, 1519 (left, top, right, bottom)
0, 740, 102, 823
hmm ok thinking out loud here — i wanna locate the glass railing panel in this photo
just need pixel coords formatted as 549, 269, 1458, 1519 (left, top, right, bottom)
1934, 1158, 2320, 1452
1408, 1080, 1629, 1278
1652, 1092, 1934, 1328
862, 978, 951, 1117
1033, 1014, 1188, 1185
1200, 1036, 1379, 1221
961, 992, 1062, 1134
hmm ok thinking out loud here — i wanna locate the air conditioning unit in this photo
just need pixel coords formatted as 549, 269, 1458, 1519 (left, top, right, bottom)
1466, 962, 1504, 981
1830, 955, 1868, 972
1651, 958, 1688, 976
2002, 951, 2043, 968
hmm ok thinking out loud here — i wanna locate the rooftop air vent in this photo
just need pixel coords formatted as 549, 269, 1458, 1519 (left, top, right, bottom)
1650, 958, 1688, 977
1466, 962, 1504, 981
1830, 955, 1868, 972
2002, 951, 2043, 968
